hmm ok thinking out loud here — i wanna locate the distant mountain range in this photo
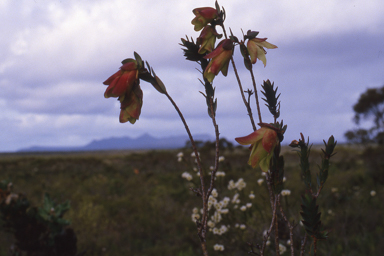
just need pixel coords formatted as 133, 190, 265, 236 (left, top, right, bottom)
17, 133, 214, 152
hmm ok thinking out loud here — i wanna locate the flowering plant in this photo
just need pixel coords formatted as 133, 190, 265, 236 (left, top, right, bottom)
102, 1, 337, 255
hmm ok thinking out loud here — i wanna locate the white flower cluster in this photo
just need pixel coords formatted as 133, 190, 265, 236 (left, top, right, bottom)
181, 172, 193, 181
177, 152, 183, 162
191, 207, 200, 222
216, 171, 226, 177
211, 188, 218, 198
191, 151, 200, 157
235, 223, 246, 230
279, 243, 287, 254
232, 193, 240, 204
227, 178, 246, 191
213, 244, 225, 251
281, 189, 291, 196
212, 224, 228, 235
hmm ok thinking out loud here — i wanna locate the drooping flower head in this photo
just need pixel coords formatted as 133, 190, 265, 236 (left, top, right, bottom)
191, 7, 219, 31
103, 59, 143, 124
103, 60, 139, 98
247, 38, 277, 67
119, 83, 143, 124
196, 26, 221, 54
235, 126, 279, 172
203, 39, 233, 83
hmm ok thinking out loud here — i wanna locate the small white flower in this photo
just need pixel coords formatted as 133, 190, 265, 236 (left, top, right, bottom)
216, 171, 226, 177
266, 240, 271, 246
207, 220, 215, 228
214, 202, 222, 210
209, 166, 215, 171
212, 211, 222, 223
279, 243, 287, 254
261, 172, 267, 176
218, 156, 225, 162
191, 151, 200, 157
177, 157, 183, 162
370, 190, 376, 196
227, 180, 236, 190
287, 240, 291, 245
328, 209, 334, 215
177, 152, 184, 158
281, 189, 291, 196
246, 203, 252, 208
220, 208, 229, 214
181, 172, 193, 181
191, 213, 200, 222
211, 188, 218, 198
240, 205, 247, 211
221, 197, 230, 207
193, 167, 198, 172
212, 227, 219, 234
235, 178, 246, 191
232, 193, 240, 203
235, 223, 239, 228
249, 192, 255, 199
219, 225, 228, 234
208, 195, 216, 202
239, 224, 246, 230
283, 177, 287, 182
200, 208, 204, 214
257, 178, 264, 185
192, 207, 199, 214
213, 244, 224, 251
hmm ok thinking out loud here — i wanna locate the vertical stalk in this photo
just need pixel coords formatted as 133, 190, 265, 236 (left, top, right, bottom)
249, 68, 263, 124
274, 195, 280, 256
164, 91, 209, 255
221, 24, 257, 131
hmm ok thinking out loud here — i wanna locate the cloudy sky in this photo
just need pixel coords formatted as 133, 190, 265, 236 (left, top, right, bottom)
1, 0, 383, 152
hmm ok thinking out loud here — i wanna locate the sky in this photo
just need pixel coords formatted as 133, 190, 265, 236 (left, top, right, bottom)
1, 0, 383, 152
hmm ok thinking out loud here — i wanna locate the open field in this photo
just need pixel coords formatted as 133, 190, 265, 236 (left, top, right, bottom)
0, 145, 383, 255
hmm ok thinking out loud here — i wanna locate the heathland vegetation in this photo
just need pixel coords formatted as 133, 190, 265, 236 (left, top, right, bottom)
0, 143, 383, 255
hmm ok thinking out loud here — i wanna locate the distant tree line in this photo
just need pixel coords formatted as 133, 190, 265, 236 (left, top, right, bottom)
345, 85, 384, 145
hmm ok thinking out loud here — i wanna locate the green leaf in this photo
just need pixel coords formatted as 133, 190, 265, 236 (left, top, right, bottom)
134, 52, 143, 69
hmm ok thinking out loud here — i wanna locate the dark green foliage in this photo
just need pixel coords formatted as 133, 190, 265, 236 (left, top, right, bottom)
0, 182, 78, 256
271, 155, 284, 194
180, 37, 206, 63
300, 192, 328, 240
291, 134, 312, 191
261, 80, 280, 119
317, 136, 337, 188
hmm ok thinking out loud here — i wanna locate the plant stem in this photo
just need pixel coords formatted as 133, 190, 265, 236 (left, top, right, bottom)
274, 195, 280, 256
300, 235, 308, 256
278, 196, 295, 256
249, 68, 262, 124
221, 24, 257, 131
164, 91, 209, 256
